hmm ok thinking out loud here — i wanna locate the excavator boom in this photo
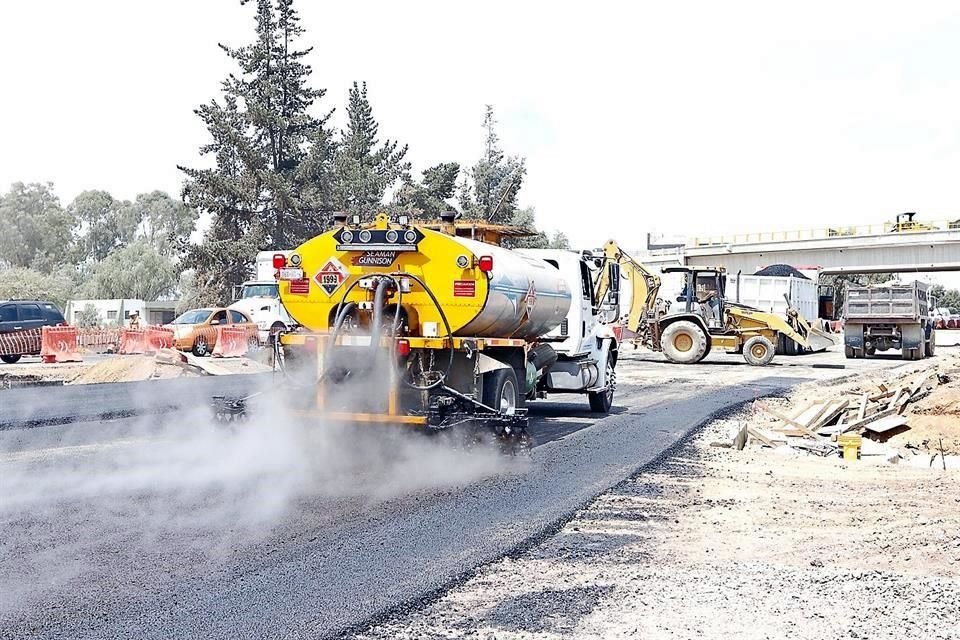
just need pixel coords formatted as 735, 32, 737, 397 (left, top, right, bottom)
594, 240, 662, 340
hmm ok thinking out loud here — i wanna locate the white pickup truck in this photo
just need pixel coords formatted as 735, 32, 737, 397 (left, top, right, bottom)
228, 251, 296, 343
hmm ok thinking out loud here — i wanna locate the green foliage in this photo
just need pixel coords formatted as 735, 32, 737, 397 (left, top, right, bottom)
460, 106, 525, 223
392, 162, 460, 220
0, 182, 77, 273
81, 240, 178, 301
132, 191, 199, 256
929, 284, 960, 311
180, 0, 337, 300
502, 207, 548, 249
333, 81, 410, 217
69, 190, 140, 262
0, 267, 76, 308
549, 231, 571, 249
74, 303, 102, 328
823, 273, 897, 314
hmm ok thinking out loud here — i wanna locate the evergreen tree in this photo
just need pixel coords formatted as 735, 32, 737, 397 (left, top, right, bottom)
179, 0, 335, 303
463, 106, 525, 223
333, 81, 410, 217
392, 162, 459, 219
0, 182, 76, 273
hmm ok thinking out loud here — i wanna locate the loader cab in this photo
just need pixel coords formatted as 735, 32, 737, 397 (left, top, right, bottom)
663, 266, 727, 329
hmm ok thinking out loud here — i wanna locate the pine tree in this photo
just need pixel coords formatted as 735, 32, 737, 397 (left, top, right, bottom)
392, 162, 460, 220
466, 105, 525, 223
333, 81, 410, 217
179, 0, 335, 303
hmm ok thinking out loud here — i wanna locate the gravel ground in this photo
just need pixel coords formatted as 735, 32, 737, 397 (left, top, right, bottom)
357, 394, 960, 639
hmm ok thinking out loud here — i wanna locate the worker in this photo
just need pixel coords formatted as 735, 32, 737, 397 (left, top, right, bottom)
129, 311, 141, 330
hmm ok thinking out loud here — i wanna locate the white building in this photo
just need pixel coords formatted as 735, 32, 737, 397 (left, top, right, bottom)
64, 299, 177, 327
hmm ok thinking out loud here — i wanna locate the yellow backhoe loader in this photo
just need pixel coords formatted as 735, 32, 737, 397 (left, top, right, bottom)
592, 241, 817, 365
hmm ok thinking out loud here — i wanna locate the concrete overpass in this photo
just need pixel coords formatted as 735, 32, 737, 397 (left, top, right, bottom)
638, 219, 960, 275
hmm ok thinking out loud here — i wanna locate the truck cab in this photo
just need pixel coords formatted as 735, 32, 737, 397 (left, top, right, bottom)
227, 250, 296, 343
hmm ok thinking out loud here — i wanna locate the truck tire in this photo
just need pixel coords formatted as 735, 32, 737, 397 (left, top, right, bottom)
661, 321, 709, 364
926, 329, 936, 357
900, 324, 924, 360
844, 346, 856, 359
743, 335, 776, 366
588, 359, 615, 414
482, 368, 522, 413
0, 354, 22, 364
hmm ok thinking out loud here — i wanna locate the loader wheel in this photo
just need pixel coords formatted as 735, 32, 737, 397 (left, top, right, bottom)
589, 359, 616, 414
743, 336, 776, 366
483, 368, 522, 413
661, 321, 708, 364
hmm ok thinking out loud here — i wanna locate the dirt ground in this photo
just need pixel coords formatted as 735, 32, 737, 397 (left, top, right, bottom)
358, 353, 960, 640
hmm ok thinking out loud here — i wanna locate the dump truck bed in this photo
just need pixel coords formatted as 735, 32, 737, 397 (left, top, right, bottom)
844, 281, 929, 323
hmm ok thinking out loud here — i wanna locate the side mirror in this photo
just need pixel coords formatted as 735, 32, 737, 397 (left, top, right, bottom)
210, 319, 221, 326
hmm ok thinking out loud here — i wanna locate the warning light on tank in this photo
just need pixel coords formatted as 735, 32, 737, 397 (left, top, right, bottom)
396, 339, 411, 357
478, 255, 494, 273
272, 254, 287, 269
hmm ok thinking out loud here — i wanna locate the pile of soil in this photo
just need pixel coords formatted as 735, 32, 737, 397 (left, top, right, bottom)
67, 356, 188, 385
753, 263, 810, 279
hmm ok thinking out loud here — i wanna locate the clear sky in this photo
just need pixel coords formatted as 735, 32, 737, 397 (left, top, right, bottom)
3, 0, 960, 253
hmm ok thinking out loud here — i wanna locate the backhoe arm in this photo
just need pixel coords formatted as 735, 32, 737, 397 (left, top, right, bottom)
595, 240, 662, 335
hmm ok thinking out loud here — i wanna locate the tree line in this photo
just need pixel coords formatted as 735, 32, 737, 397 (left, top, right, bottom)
0, 0, 567, 312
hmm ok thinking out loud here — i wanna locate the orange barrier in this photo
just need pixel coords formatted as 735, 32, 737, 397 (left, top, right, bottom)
212, 326, 249, 358
146, 326, 175, 353
119, 329, 148, 354
77, 327, 122, 349
40, 326, 81, 363
0, 328, 42, 357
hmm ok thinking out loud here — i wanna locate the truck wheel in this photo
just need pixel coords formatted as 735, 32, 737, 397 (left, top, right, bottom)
482, 368, 522, 413
926, 330, 936, 357
589, 360, 616, 413
901, 346, 921, 360
0, 354, 22, 364
661, 321, 708, 364
865, 346, 876, 356
743, 336, 776, 366
844, 346, 857, 359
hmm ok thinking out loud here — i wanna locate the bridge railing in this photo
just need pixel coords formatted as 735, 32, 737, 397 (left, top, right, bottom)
691, 219, 960, 247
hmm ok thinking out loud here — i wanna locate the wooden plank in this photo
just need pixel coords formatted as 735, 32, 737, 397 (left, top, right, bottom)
747, 426, 778, 447
841, 407, 898, 433
811, 399, 850, 430
863, 415, 909, 434
887, 388, 904, 411
908, 372, 935, 398
857, 393, 869, 421
761, 406, 822, 439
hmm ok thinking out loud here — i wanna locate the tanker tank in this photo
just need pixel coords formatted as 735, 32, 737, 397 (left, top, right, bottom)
278, 214, 572, 341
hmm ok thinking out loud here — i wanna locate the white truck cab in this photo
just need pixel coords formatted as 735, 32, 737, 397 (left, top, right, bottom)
520, 249, 620, 412
228, 251, 296, 343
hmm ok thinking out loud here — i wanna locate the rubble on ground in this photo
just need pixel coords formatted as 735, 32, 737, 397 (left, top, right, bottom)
717, 352, 960, 467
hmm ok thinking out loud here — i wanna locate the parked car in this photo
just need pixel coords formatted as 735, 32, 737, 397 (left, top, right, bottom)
0, 300, 67, 363
166, 307, 259, 357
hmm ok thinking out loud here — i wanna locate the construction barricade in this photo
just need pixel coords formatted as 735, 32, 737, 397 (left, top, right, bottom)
0, 328, 41, 358
212, 325, 249, 358
40, 326, 82, 363
146, 326, 175, 353
119, 329, 148, 354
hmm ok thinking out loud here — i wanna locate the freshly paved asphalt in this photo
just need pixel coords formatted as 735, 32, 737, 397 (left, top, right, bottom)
0, 364, 801, 639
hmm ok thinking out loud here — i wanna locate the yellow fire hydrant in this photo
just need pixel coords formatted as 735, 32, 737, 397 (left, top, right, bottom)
837, 433, 862, 461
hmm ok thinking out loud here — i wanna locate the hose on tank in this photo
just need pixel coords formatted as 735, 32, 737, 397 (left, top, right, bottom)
388, 271, 455, 391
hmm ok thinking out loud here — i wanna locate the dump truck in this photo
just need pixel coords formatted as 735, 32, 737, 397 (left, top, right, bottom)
843, 280, 935, 360
591, 242, 820, 366
215, 213, 621, 451
228, 251, 297, 343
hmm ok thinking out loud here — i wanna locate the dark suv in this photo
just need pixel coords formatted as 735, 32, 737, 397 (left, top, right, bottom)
0, 300, 67, 363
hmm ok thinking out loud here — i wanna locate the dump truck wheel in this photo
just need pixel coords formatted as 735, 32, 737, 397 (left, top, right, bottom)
661, 321, 708, 364
483, 368, 522, 412
0, 354, 22, 364
926, 332, 936, 357
743, 336, 776, 366
844, 346, 857, 359
589, 359, 616, 414
865, 346, 876, 356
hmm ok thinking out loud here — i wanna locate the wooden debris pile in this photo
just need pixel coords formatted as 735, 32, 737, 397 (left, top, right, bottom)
733, 369, 946, 456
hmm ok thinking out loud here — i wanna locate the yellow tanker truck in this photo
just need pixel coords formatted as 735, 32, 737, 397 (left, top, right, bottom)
215, 213, 622, 451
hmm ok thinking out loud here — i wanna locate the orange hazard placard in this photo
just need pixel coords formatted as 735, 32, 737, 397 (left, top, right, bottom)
40, 326, 81, 363
212, 326, 249, 358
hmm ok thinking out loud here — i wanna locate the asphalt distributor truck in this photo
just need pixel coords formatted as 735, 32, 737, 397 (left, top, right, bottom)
214, 213, 621, 453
